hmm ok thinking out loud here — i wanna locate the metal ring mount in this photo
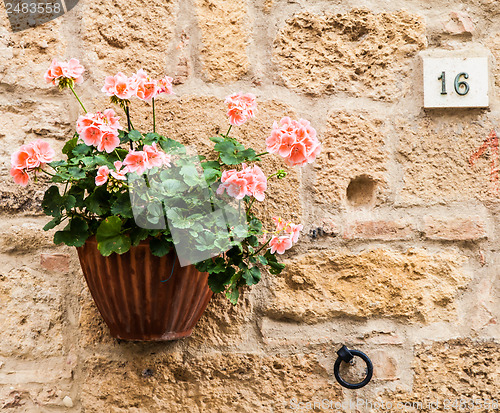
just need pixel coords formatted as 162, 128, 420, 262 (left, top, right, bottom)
334, 345, 373, 390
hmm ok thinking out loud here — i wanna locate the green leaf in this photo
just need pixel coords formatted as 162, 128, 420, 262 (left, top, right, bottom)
209, 136, 225, 144
225, 285, 240, 305
53, 217, 89, 247
207, 266, 235, 293
149, 237, 172, 257
73, 144, 92, 156
159, 138, 186, 154
264, 250, 286, 275
85, 189, 110, 215
63, 195, 77, 210
241, 266, 261, 286
49, 160, 67, 168
42, 186, 63, 217
68, 167, 86, 180
129, 227, 149, 246
96, 216, 131, 256
110, 192, 133, 218
62, 136, 78, 159
43, 216, 62, 231
128, 130, 143, 142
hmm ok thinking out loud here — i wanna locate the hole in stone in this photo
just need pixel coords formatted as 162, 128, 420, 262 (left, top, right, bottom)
346, 175, 377, 207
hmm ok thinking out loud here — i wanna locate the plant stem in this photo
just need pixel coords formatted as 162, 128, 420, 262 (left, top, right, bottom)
114, 149, 122, 161
255, 151, 269, 157
39, 168, 56, 177
246, 198, 256, 214
69, 84, 87, 113
252, 237, 272, 256
152, 98, 156, 133
225, 125, 232, 138
125, 105, 134, 150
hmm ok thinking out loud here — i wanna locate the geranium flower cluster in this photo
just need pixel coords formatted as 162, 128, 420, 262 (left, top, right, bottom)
76, 109, 122, 153
122, 143, 172, 176
102, 69, 173, 102
266, 117, 321, 167
216, 163, 267, 201
44, 58, 85, 86
268, 216, 303, 254
10, 140, 55, 186
225, 92, 257, 126
95, 161, 129, 187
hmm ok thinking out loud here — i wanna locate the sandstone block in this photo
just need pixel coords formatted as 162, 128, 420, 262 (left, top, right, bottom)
396, 114, 498, 205
314, 111, 388, 207
196, 0, 250, 82
274, 9, 427, 100
265, 249, 470, 323
423, 215, 487, 241
344, 219, 414, 240
82, 352, 343, 412
376, 339, 500, 406
0, 264, 65, 358
81, 0, 177, 80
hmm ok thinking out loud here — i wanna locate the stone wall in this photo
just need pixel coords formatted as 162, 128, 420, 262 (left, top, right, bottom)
0, 0, 499, 411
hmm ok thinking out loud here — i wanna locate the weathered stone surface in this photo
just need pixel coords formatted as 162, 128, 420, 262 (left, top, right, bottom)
376, 339, 500, 407
423, 215, 488, 241
486, 32, 500, 89
81, 0, 177, 79
274, 9, 427, 100
0, 263, 65, 358
0, 12, 65, 90
82, 352, 342, 412
344, 219, 414, 240
396, 114, 497, 205
0, 221, 55, 253
314, 111, 389, 207
40, 253, 71, 273
196, 0, 250, 82
265, 249, 470, 323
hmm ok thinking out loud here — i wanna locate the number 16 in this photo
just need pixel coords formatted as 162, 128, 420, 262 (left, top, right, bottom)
438, 72, 470, 96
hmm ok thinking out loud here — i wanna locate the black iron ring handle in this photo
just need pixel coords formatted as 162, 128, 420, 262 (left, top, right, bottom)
334, 345, 373, 390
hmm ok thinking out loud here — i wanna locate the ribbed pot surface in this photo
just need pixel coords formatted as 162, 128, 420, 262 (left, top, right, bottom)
76, 237, 213, 341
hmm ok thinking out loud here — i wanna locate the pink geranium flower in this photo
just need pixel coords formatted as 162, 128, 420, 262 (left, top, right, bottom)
269, 236, 293, 254
266, 117, 321, 167
10, 140, 56, 187
110, 161, 128, 181
225, 92, 257, 126
76, 110, 121, 151
217, 164, 267, 201
10, 168, 30, 187
102, 72, 135, 100
144, 143, 171, 168
157, 76, 174, 95
98, 132, 120, 153
285, 223, 303, 244
44, 58, 85, 85
123, 150, 148, 175
95, 165, 110, 186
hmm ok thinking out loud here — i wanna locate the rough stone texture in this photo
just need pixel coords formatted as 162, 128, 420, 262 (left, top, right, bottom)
377, 340, 500, 408
0, 12, 65, 90
0, 175, 51, 215
0, 221, 55, 253
265, 249, 470, 323
196, 0, 250, 82
314, 111, 389, 207
486, 33, 500, 89
423, 215, 488, 241
396, 114, 498, 205
0, 262, 65, 358
81, 0, 177, 80
274, 9, 427, 100
344, 219, 414, 240
82, 352, 343, 412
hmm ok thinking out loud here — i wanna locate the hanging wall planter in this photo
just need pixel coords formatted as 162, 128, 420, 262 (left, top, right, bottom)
77, 237, 212, 341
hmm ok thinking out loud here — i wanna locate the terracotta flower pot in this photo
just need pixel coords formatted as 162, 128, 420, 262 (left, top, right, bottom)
76, 237, 213, 341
